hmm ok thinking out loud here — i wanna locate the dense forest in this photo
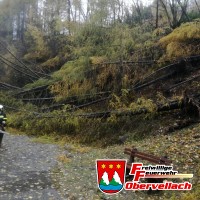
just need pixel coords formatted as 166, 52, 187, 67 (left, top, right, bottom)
0, 0, 199, 135
0, 0, 199, 85
0, 0, 200, 198
0, 0, 199, 134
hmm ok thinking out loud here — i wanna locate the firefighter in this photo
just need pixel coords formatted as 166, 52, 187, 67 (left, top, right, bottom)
0, 105, 7, 146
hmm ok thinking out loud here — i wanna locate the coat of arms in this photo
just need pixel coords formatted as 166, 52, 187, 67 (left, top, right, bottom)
96, 159, 126, 194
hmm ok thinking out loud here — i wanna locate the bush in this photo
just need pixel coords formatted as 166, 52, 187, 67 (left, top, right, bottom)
159, 22, 200, 61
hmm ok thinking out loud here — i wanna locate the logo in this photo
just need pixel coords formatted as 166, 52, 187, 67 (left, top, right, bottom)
96, 159, 126, 194
96, 161, 193, 194
125, 163, 193, 190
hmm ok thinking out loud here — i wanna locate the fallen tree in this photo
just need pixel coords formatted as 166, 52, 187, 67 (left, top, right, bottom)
183, 92, 200, 118
167, 73, 200, 91
14, 85, 49, 97
133, 72, 175, 91
75, 99, 183, 118
35, 99, 183, 119
132, 55, 200, 91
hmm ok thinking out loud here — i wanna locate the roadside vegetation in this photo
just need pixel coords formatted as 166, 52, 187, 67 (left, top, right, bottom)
0, 0, 199, 199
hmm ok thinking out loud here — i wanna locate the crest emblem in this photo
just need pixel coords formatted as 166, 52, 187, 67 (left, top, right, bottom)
96, 159, 126, 194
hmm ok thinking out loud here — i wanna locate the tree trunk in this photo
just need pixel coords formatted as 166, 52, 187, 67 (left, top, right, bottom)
159, 0, 172, 28
155, 0, 159, 28
67, 0, 71, 34
194, 0, 200, 14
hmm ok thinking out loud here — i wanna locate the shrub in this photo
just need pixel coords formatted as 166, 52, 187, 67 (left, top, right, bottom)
159, 22, 200, 61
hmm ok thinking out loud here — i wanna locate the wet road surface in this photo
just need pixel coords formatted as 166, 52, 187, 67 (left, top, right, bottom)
0, 132, 63, 200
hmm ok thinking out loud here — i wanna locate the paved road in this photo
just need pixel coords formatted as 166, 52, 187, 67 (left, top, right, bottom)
0, 132, 63, 200
0, 131, 173, 200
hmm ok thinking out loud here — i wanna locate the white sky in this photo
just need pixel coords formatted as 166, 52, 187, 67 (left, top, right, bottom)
124, 0, 152, 6
81, 0, 153, 8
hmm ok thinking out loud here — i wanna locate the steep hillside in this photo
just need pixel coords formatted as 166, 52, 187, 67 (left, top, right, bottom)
4, 22, 199, 147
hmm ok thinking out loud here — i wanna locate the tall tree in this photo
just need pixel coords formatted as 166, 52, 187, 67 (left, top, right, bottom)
159, 0, 190, 28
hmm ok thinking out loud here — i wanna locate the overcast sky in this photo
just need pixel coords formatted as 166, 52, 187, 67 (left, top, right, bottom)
124, 0, 152, 6
81, 0, 153, 11
81, 0, 153, 7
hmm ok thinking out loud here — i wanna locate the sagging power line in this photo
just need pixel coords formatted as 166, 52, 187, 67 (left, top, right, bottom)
0, 41, 51, 79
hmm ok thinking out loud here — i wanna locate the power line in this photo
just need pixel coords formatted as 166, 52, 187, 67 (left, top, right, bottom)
0, 81, 22, 90
0, 56, 36, 81
3, 105, 40, 116
0, 54, 51, 78
0, 40, 41, 78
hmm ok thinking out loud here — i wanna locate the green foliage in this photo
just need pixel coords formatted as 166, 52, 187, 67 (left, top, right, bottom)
9, 111, 80, 136
0, 92, 38, 129
52, 57, 90, 83
0, 92, 23, 108
8, 113, 26, 128
153, 27, 172, 37
50, 57, 94, 101
109, 92, 129, 110
41, 56, 61, 69
73, 23, 111, 57
90, 56, 107, 65
24, 25, 50, 61
24, 78, 55, 89
188, 11, 200, 20
8, 103, 163, 147
130, 97, 157, 113
48, 22, 157, 102
109, 92, 157, 114
73, 23, 155, 60
159, 22, 200, 60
